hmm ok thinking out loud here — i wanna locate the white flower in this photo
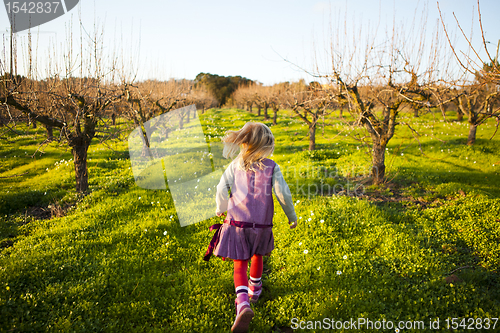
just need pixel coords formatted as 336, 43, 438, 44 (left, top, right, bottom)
299, 242, 302, 246
144, 229, 147, 232
395, 329, 400, 333
303, 249, 309, 254
317, 267, 321, 270
310, 211, 314, 216
320, 219, 324, 223
296, 200, 300, 204
308, 218, 312, 221
343, 255, 347, 260
163, 231, 168, 235
138, 197, 141, 200
337, 271, 342, 275
165, 242, 169, 246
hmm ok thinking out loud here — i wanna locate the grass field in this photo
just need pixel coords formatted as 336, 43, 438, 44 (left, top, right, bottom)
1, 108, 499, 332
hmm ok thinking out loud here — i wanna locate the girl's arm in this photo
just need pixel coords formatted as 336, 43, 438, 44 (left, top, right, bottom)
272, 164, 298, 223
215, 161, 235, 215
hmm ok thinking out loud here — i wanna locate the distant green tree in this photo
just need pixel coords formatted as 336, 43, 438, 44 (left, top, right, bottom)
194, 73, 253, 106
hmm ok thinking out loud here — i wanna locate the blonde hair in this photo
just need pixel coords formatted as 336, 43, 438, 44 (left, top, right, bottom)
222, 122, 275, 171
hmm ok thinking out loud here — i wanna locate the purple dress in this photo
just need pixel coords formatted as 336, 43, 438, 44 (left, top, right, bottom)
213, 159, 276, 260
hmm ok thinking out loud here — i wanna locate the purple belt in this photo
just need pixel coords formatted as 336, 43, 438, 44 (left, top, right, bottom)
203, 219, 273, 261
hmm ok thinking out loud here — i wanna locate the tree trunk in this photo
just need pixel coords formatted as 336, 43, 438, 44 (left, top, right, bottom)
264, 105, 269, 120
273, 107, 278, 125
111, 113, 116, 125
45, 125, 53, 140
467, 123, 477, 145
339, 106, 343, 118
413, 107, 419, 117
72, 142, 89, 193
308, 123, 316, 151
371, 141, 386, 184
322, 112, 325, 135
186, 108, 190, 123
457, 109, 464, 122
257, 106, 261, 116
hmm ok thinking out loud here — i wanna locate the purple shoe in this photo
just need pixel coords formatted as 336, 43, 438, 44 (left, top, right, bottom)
231, 293, 254, 333
248, 281, 262, 303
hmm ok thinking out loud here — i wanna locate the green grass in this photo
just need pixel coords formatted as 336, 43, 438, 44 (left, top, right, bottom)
1, 109, 499, 332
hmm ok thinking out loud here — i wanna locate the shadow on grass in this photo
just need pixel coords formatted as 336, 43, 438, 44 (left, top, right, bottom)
394, 167, 500, 198
0, 188, 66, 216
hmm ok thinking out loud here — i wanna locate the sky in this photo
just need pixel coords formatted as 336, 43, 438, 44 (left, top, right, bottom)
1, 0, 499, 85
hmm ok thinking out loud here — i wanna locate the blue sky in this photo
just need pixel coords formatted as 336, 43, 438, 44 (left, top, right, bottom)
1, 0, 499, 85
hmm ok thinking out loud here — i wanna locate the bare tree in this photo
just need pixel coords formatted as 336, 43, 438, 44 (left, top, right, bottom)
438, 0, 500, 144
269, 83, 289, 125
284, 81, 333, 151
232, 84, 254, 112
250, 84, 271, 120
1, 23, 123, 193
311, 6, 450, 184
456, 82, 498, 145
190, 86, 218, 114
121, 79, 192, 156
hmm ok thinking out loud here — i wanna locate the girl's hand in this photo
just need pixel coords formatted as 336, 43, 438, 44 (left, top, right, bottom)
288, 220, 297, 229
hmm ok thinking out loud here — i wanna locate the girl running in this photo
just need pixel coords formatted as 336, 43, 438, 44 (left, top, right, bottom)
204, 122, 297, 333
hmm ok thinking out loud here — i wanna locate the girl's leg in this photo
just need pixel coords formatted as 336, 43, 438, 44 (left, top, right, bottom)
233, 259, 249, 294
248, 255, 263, 303
232, 260, 253, 332
249, 254, 263, 284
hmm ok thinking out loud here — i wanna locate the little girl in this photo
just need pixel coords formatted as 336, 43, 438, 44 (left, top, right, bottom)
204, 122, 297, 333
